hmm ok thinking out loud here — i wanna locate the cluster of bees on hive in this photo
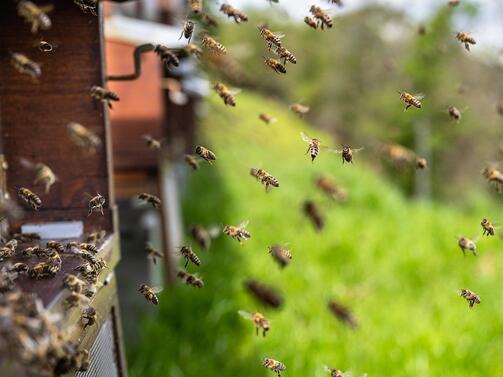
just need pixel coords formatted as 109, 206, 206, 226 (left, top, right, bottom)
2, 0, 502, 375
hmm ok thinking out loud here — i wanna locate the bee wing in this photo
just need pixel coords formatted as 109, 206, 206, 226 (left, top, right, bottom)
413, 93, 425, 100
151, 286, 164, 294
300, 132, 312, 143
238, 220, 249, 228
19, 157, 36, 170
228, 88, 242, 95
207, 225, 221, 238
327, 147, 343, 154
352, 147, 365, 153
238, 310, 254, 320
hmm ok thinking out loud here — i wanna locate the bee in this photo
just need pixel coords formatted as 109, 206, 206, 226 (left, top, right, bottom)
17, 1, 52, 33
268, 245, 292, 268
417, 24, 427, 36
329, 0, 344, 6
328, 300, 358, 328
195, 145, 217, 164
10, 52, 41, 80
481, 218, 495, 236
245, 280, 283, 308
258, 26, 284, 50
250, 168, 280, 191
189, 225, 215, 251
264, 57, 287, 74
332, 145, 364, 164
142, 134, 162, 150
290, 103, 310, 117
73, 0, 98, 16
144, 245, 163, 264
300, 132, 323, 162
86, 230, 106, 243
456, 32, 476, 51
67, 122, 102, 154
81, 306, 97, 329
316, 176, 348, 202
482, 166, 503, 191
223, 220, 251, 244
238, 310, 270, 337
259, 113, 277, 125
22, 245, 46, 258
381, 144, 414, 168
139, 284, 161, 305
88, 193, 106, 216
416, 157, 427, 170
4, 239, 18, 251
179, 246, 201, 268
63, 274, 87, 293
0, 246, 14, 260
13, 232, 40, 242
184, 154, 201, 171
213, 82, 239, 106
179, 20, 195, 43
458, 236, 477, 256
447, 105, 462, 123
177, 269, 205, 287
46, 240, 64, 253
29, 260, 59, 279
448, 0, 460, 6
33, 162, 57, 193
201, 35, 227, 55
138, 193, 161, 208
80, 243, 99, 254
18, 188, 42, 210
184, 43, 203, 59
460, 289, 480, 308
154, 45, 180, 68
11, 262, 29, 274
220, 4, 248, 23
398, 91, 424, 110
303, 200, 324, 231
263, 358, 286, 377
90, 86, 120, 109
309, 5, 333, 29
65, 292, 90, 309
323, 367, 349, 377
200, 12, 218, 28
189, 0, 202, 14
273, 46, 297, 65
37, 39, 53, 52
304, 16, 318, 30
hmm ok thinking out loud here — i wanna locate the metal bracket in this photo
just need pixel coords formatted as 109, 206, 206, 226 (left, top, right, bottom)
106, 43, 155, 81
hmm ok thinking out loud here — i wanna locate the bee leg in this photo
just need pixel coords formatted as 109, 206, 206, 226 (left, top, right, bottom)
464, 43, 470, 51
404, 104, 411, 112
184, 258, 189, 268
472, 249, 477, 256
153, 258, 157, 265
256, 327, 259, 336
178, 29, 184, 40
100, 207, 104, 215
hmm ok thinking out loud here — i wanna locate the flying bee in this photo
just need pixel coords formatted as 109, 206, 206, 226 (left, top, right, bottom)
177, 269, 205, 287
67, 122, 102, 154
258, 26, 284, 50
195, 145, 217, 164
142, 134, 162, 150
145, 245, 163, 264
184, 154, 201, 171
303, 200, 324, 231
263, 358, 286, 377
381, 144, 414, 167
304, 16, 318, 30
18, 188, 41, 210
10, 52, 41, 81
416, 157, 427, 170
250, 168, 280, 191
200, 12, 218, 27
290, 103, 310, 117
245, 280, 283, 308
87, 192, 106, 216
448, 0, 460, 6
154, 45, 180, 68
309, 5, 333, 29
328, 300, 358, 328
316, 176, 348, 202
201, 35, 227, 55
480, 218, 496, 236
300, 132, 324, 162
17, 1, 52, 33
460, 289, 480, 308
139, 284, 161, 305
323, 366, 350, 377
90, 86, 120, 109
329, 0, 344, 6
138, 193, 161, 208
190, 224, 219, 251
189, 0, 202, 14
184, 43, 203, 59
37, 39, 53, 52
219, 4, 248, 23
458, 236, 477, 256
179, 20, 195, 43
259, 113, 277, 125
447, 105, 463, 123
264, 57, 287, 74
74, 0, 98, 15
417, 24, 427, 35
46, 240, 64, 253
63, 274, 87, 293
331, 145, 364, 164
482, 166, 503, 191
238, 310, 270, 337
456, 32, 476, 51
179, 246, 201, 268
213, 82, 239, 106
273, 46, 297, 65
398, 91, 424, 110
65, 292, 90, 309
223, 220, 251, 244
268, 245, 292, 268
86, 230, 106, 243
81, 306, 97, 329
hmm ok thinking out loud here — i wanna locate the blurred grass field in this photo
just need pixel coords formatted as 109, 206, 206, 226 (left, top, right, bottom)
129, 92, 503, 377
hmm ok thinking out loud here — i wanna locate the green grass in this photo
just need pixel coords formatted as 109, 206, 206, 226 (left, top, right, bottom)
129, 92, 503, 377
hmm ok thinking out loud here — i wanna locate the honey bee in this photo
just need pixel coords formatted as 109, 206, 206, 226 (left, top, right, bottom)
179, 246, 201, 268
328, 300, 358, 328
13, 232, 40, 242
195, 145, 217, 164
245, 280, 283, 308
398, 91, 424, 110
200, 12, 218, 28
87, 192, 106, 216
460, 289, 480, 308
138, 193, 161, 208
309, 6, 333, 29
10, 52, 41, 80
263, 358, 286, 376
142, 134, 162, 150
304, 16, 318, 30
145, 245, 163, 264
177, 269, 205, 287
482, 166, 503, 191
219, 4, 248, 23
300, 132, 323, 162
273, 46, 297, 65
0, 246, 14, 260
139, 284, 161, 305
29, 260, 60, 279
448, 0, 460, 6
264, 57, 287, 74
303, 200, 324, 231
10, 262, 29, 274
290, 103, 310, 117
86, 229, 106, 243
63, 274, 87, 293
90, 86, 120, 109
73, 0, 98, 16
213, 82, 239, 106
179, 20, 195, 43
458, 236, 477, 256
17, 1, 52, 33
447, 105, 462, 123
381, 144, 415, 168
18, 188, 42, 210
46, 240, 64, 253
316, 176, 348, 202
33, 162, 57, 193
456, 32, 476, 51
184, 43, 203, 59
190, 224, 219, 250
4, 239, 18, 251
223, 220, 251, 244
332, 145, 364, 164
250, 168, 280, 191
201, 35, 227, 55
268, 245, 292, 268
329, 0, 344, 6
416, 157, 427, 170
22, 245, 46, 258
238, 310, 270, 337
259, 113, 277, 125
480, 218, 495, 236
80, 243, 98, 254
258, 26, 284, 50
184, 154, 201, 171
67, 122, 102, 154
81, 306, 97, 329
189, 0, 202, 14
154, 45, 180, 68
323, 366, 349, 377
37, 39, 53, 52
65, 292, 90, 309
